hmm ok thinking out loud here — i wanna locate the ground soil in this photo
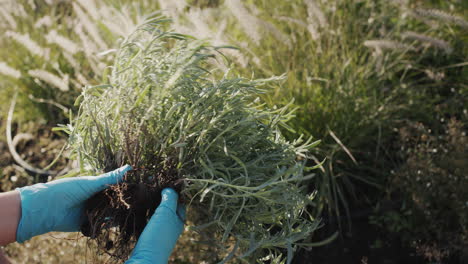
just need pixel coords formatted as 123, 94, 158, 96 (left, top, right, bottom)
0, 121, 69, 191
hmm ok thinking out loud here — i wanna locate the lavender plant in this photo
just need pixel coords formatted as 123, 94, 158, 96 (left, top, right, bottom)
67, 19, 322, 263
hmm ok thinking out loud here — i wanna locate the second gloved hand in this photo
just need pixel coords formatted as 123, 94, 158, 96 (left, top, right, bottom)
126, 188, 186, 264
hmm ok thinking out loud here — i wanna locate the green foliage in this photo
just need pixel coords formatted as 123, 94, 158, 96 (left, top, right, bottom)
204, 0, 468, 228
68, 19, 321, 262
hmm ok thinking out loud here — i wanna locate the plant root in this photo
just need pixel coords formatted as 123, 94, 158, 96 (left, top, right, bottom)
80, 169, 183, 261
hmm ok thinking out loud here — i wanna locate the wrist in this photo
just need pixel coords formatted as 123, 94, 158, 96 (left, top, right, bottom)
0, 191, 21, 245
15, 184, 52, 243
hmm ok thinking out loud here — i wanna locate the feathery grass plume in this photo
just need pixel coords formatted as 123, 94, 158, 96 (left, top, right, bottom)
1, 0, 28, 19
305, 0, 327, 28
34, 15, 53, 28
413, 8, 468, 29
186, 8, 213, 39
259, 20, 293, 48
74, 22, 98, 55
68, 19, 320, 263
364, 39, 413, 52
171, 0, 187, 10
185, 2, 288, 49
46, 30, 80, 54
390, 0, 409, 6
99, 6, 136, 38
74, 23, 101, 73
225, 0, 261, 44
62, 52, 80, 70
0, 61, 21, 79
13, 2, 27, 17
5, 31, 47, 58
277, 16, 309, 28
28, 69, 69, 92
306, 22, 320, 40
26, 0, 35, 9
157, 0, 186, 12
0, 6, 17, 29
98, 7, 126, 37
304, 0, 327, 40
402, 31, 453, 54
182, 8, 248, 68
75, 73, 89, 86
180, 8, 227, 68
236, 40, 262, 67
73, 2, 107, 51
80, 0, 142, 39
157, 0, 186, 18
76, 0, 99, 21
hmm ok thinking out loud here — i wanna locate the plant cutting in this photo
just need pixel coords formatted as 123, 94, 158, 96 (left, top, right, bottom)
66, 17, 322, 263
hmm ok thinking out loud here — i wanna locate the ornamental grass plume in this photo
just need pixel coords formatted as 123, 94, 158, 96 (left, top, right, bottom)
67, 18, 321, 263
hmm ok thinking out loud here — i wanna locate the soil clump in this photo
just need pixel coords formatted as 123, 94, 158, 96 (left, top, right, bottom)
80, 169, 183, 260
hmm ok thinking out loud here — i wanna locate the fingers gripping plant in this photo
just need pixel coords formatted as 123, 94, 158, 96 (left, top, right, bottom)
68, 19, 321, 262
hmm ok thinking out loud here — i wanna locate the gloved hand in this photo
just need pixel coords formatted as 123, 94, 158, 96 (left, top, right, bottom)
15, 165, 132, 243
126, 188, 186, 264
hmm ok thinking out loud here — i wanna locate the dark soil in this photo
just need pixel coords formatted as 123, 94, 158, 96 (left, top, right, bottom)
81, 181, 161, 258
80, 169, 184, 260
0, 122, 69, 192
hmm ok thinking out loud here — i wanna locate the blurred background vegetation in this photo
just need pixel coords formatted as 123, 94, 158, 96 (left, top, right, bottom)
0, 0, 466, 263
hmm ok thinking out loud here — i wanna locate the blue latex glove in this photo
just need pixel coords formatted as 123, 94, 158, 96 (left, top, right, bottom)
15, 165, 132, 243
126, 188, 186, 264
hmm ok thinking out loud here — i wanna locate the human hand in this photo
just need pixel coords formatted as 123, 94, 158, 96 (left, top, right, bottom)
126, 188, 186, 264
15, 165, 132, 243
